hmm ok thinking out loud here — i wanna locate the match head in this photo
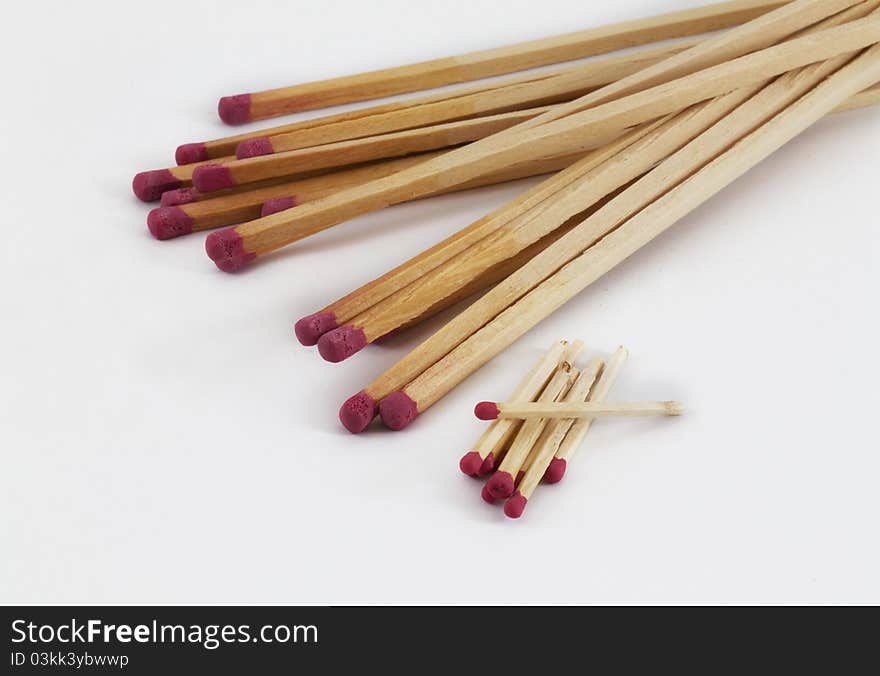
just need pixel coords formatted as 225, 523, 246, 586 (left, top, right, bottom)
504, 491, 528, 519
218, 94, 252, 125
175, 142, 209, 165
236, 136, 274, 159
132, 169, 183, 202
474, 401, 500, 421
543, 457, 567, 484
338, 391, 377, 434
192, 163, 236, 192
147, 207, 194, 240
486, 471, 515, 499
160, 187, 201, 207
204, 228, 256, 272
459, 451, 483, 477
478, 452, 495, 477
261, 196, 298, 217
294, 311, 338, 346
317, 325, 367, 363
378, 391, 419, 431
481, 483, 498, 504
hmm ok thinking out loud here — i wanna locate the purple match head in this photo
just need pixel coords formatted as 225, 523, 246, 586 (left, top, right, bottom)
294, 311, 338, 346
317, 325, 367, 363
160, 187, 201, 206
481, 484, 498, 504
218, 94, 252, 125
543, 457, 567, 484
192, 163, 236, 192
236, 136, 274, 159
504, 491, 528, 519
204, 228, 256, 272
132, 169, 183, 202
261, 196, 298, 217
486, 471, 515, 500
478, 452, 496, 477
459, 451, 483, 477
338, 391, 378, 434
175, 142, 209, 165
147, 206, 194, 240
378, 391, 419, 431
474, 401, 500, 421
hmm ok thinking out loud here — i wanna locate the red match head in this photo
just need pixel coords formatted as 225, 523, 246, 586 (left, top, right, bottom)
486, 471, 515, 500
504, 491, 528, 519
459, 451, 483, 477
160, 187, 201, 207
204, 228, 256, 272
317, 325, 367, 363
543, 457, 567, 484
147, 207, 194, 240
294, 311, 338, 346
192, 164, 236, 192
218, 94, 252, 125
175, 142, 209, 165
236, 136, 274, 159
378, 391, 419, 431
481, 484, 497, 504
474, 401, 500, 420
132, 169, 182, 202
338, 391, 377, 434
478, 452, 495, 477
261, 196, 298, 217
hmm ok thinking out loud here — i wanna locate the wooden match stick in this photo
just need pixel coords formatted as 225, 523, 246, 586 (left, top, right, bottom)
216, 0, 787, 123
459, 341, 571, 477
475, 400, 684, 420
503, 357, 604, 517
132, 156, 233, 202
192, 106, 552, 193
544, 347, 628, 484
374, 39, 880, 430
205, 6, 876, 271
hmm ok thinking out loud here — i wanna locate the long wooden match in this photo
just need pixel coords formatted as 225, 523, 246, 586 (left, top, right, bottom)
475, 400, 684, 420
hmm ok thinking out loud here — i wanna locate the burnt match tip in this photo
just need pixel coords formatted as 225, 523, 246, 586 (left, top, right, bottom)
236, 136, 274, 159
478, 452, 496, 477
204, 228, 255, 272
175, 142, 209, 165
378, 391, 419, 431
459, 451, 483, 477
486, 471, 515, 500
218, 94, 252, 125
147, 206, 194, 240
543, 457, 567, 484
317, 325, 367, 363
474, 401, 500, 421
160, 187, 201, 207
192, 163, 236, 192
481, 483, 498, 504
339, 391, 377, 434
294, 311, 338, 346
504, 491, 528, 519
261, 196, 298, 217
132, 169, 183, 202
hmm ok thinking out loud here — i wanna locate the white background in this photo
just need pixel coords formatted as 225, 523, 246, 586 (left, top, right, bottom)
1, 0, 878, 604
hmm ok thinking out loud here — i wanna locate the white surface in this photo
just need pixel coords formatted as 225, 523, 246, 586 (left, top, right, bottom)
1, 0, 878, 605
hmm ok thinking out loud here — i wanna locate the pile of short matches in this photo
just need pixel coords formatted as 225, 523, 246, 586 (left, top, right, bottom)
461, 340, 682, 519
133, 0, 880, 434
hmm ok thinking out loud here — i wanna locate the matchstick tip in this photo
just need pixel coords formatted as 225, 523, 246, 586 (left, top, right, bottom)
338, 391, 377, 434
478, 452, 495, 477
236, 136, 274, 159
503, 491, 528, 519
378, 391, 419, 431
294, 311, 338, 346
481, 483, 497, 504
543, 457, 567, 484
192, 163, 236, 193
175, 142, 209, 165
261, 196, 298, 217
474, 401, 500, 420
132, 169, 183, 202
147, 207, 194, 240
486, 471, 515, 500
459, 451, 483, 477
218, 94, 252, 125
160, 187, 201, 207
317, 325, 368, 363
205, 228, 256, 272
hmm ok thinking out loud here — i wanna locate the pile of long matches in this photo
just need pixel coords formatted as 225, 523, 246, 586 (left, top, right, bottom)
133, 0, 880, 434
462, 341, 682, 519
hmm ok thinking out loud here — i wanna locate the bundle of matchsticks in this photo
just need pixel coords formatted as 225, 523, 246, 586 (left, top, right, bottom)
464, 341, 682, 519
133, 0, 880, 434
